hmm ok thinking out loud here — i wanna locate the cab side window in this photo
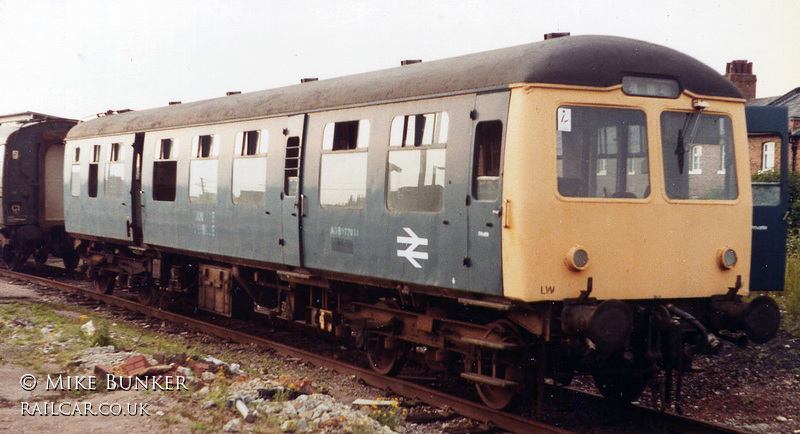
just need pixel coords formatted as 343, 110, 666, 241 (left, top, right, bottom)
472, 120, 503, 201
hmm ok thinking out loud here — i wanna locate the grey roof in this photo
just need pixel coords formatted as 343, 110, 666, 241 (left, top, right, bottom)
748, 87, 800, 119
0, 111, 75, 125
68, 35, 742, 140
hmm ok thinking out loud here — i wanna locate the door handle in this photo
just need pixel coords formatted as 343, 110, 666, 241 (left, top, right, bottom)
501, 199, 510, 228
296, 194, 306, 217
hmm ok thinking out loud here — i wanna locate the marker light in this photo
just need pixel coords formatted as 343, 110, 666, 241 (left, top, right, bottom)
566, 246, 589, 271
718, 248, 738, 269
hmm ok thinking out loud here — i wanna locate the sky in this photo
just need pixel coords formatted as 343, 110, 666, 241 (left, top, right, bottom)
0, 0, 797, 120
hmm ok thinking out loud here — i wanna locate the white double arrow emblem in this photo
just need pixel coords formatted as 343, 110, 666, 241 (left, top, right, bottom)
397, 227, 428, 268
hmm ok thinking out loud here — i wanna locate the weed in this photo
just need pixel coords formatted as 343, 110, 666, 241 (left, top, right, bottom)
368, 398, 407, 430
92, 325, 116, 347
187, 421, 215, 432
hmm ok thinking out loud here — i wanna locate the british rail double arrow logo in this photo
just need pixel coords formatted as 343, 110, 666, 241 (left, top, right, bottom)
397, 227, 428, 268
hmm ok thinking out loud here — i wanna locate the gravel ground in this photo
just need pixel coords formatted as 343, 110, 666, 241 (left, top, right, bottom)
1, 274, 798, 433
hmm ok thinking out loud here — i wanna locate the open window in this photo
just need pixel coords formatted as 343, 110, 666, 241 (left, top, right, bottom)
153, 138, 177, 202
87, 145, 101, 198
387, 112, 448, 212
189, 135, 218, 204
320, 120, 370, 209
105, 142, 125, 199
232, 130, 268, 205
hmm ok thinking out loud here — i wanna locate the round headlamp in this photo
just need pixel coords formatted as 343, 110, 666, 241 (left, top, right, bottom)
718, 248, 737, 270
566, 246, 589, 271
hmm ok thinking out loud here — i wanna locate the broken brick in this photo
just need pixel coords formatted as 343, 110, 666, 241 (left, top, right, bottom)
124, 355, 150, 375
193, 362, 210, 376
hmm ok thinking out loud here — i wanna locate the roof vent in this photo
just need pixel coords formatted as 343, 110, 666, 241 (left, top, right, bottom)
401, 59, 422, 66
226, 91, 241, 96
301, 78, 318, 83
168, 101, 182, 105
544, 32, 570, 40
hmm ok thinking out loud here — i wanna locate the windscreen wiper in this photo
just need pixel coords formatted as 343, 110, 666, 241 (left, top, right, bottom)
675, 110, 704, 174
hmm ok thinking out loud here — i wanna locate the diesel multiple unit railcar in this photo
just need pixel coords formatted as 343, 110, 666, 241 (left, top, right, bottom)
0, 112, 78, 271
62, 34, 782, 409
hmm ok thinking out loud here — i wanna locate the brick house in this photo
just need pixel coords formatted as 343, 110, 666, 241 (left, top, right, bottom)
725, 60, 800, 174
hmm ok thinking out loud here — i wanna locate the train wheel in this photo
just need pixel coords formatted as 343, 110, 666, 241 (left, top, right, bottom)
365, 300, 407, 376
94, 272, 117, 294
592, 354, 649, 402
62, 252, 80, 272
9, 252, 29, 272
34, 248, 49, 266
464, 321, 525, 410
137, 282, 159, 306
367, 335, 407, 376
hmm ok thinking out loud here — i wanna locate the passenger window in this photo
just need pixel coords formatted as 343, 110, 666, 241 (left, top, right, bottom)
189, 135, 218, 204
390, 112, 448, 147
320, 120, 369, 209
70, 146, 80, 197
88, 145, 101, 198
472, 120, 503, 201
232, 130, 268, 206
387, 112, 448, 212
153, 138, 177, 202
235, 130, 266, 156
105, 143, 125, 199
322, 120, 370, 150
556, 106, 649, 199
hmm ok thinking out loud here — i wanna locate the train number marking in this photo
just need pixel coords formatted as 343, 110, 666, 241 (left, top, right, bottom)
557, 108, 572, 132
397, 227, 428, 268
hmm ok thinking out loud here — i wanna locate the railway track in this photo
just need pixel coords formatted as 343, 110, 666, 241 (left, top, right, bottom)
0, 267, 749, 434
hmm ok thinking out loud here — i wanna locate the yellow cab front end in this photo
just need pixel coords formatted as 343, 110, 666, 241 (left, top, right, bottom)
499, 79, 782, 400
503, 82, 751, 303
501, 79, 782, 364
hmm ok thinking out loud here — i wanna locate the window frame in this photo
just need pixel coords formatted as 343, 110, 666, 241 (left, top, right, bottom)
319, 119, 371, 209
556, 105, 650, 200
386, 111, 450, 212
231, 130, 268, 206
152, 138, 179, 202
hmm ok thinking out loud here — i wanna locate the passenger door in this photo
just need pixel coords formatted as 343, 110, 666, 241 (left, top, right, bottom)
467, 92, 510, 295
747, 106, 789, 291
129, 133, 145, 245
281, 114, 307, 266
